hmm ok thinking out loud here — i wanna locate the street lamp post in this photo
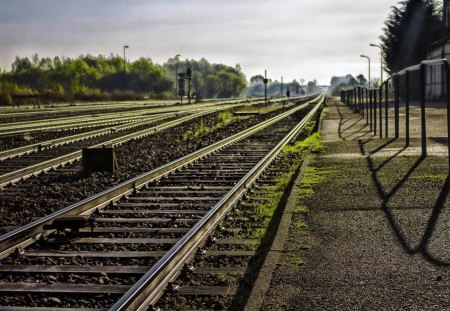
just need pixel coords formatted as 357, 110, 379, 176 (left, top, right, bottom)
175, 54, 180, 98
360, 55, 371, 88
123, 45, 129, 90
370, 43, 383, 84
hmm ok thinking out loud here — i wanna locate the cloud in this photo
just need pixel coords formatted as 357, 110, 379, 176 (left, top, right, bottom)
0, 0, 396, 84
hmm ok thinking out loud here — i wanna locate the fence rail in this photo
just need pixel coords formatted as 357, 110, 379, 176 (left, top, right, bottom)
340, 58, 450, 171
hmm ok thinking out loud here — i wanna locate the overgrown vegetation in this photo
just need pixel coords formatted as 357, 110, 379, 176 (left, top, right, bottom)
250, 132, 325, 239
298, 165, 339, 201
229, 126, 325, 309
181, 110, 234, 141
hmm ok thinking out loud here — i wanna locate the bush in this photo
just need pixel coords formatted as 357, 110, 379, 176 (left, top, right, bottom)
0, 92, 12, 106
110, 90, 145, 101
42, 90, 71, 102
73, 92, 110, 102
149, 91, 173, 100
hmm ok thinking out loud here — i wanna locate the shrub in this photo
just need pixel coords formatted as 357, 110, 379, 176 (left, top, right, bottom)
0, 92, 12, 106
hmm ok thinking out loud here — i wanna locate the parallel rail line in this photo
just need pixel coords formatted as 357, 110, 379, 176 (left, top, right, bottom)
0, 96, 309, 188
0, 94, 324, 310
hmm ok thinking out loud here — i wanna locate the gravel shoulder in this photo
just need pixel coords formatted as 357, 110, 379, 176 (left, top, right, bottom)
258, 99, 450, 310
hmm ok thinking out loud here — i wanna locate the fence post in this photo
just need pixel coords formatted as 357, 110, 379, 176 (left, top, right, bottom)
385, 81, 389, 138
420, 63, 427, 157
394, 74, 400, 139
352, 89, 355, 112
379, 86, 383, 138
347, 90, 352, 108
369, 89, 373, 130
366, 88, 369, 124
350, 90, 353, 110
374, 89, 377, 135
405, 70, 410, 147
358, 87, 362, 115
444, 60, 450, 172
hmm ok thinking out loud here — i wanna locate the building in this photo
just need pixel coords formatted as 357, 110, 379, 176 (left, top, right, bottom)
426, 0, 450, 99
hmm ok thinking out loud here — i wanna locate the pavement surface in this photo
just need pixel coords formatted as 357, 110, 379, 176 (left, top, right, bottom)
257, 98, 450, 310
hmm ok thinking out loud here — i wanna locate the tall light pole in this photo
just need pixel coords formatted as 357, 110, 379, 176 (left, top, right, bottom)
123, 45, 129, 90
360, 55, 371, 88
370, 43, 383, 84
175, 54, 180, 98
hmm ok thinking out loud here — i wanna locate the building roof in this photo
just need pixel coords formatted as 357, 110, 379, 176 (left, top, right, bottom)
427, 33, 450, 52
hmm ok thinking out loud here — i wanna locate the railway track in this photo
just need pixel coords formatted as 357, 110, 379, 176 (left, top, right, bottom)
0, 97, 264, 130
0, 98, 309, 235
0, 112, 180, 158
0, 109, 217, 188
0, 96, 307, 188
0, 93, 325, 310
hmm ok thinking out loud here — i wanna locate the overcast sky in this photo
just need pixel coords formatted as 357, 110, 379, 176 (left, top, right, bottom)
0, 0, 397, 84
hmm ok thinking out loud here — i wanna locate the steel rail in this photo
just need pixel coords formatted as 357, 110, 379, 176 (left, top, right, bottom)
111, 93, 325, 311
0, 97, 262, 129
0, 97, 258, 118
0, 96, 286, 137
0, 94, 322, 259
0, 109, 173, 133
0, 112, 182, 161
0, 110, 212, 189
0, 95, 307, 136
0, 109, 198, 137
0, 95, 313, 187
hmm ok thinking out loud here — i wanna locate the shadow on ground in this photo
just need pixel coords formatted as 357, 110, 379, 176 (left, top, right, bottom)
358, 137, 450, 266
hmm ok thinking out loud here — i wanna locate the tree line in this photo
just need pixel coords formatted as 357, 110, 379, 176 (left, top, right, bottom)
330, 0, 442, 92
381, 0, 443, 74
0, 54, 248, 104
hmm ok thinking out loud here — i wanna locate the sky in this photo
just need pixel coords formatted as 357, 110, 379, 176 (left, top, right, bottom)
0, 0, 398, 85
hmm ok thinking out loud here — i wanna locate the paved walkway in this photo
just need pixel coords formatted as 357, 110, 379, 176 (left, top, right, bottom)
258, 99, 450, 310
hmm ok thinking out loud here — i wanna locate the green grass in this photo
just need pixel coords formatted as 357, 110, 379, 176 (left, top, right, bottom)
411, 174, 447, 182
292, 221, 308, 229
282, 133, 325, 155
291, 256, 305, 266
293, 205, 309, 214
298, 165, 339, 200
181, 110, 236, 141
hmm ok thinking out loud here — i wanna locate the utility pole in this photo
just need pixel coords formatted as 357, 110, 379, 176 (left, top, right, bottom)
264, 70, 268, 105
123, 45, 129, 90
175, 54, 180, 98
281, 76, 283, 97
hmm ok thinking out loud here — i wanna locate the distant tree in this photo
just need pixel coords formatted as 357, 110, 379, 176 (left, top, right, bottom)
307, 80, 319, 93
163, 58, 246, 98
2, 54, 247, 101
356, 74, 367, 86
250, 75, 265, 84
11, 57, 33, 73
380, 0, 443, 74
290, 80, 301, 94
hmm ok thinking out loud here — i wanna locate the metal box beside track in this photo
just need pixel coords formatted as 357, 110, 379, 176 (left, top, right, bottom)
82, 147, 118, 174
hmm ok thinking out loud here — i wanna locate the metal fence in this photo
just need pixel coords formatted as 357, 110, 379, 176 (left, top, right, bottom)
340, 58, 450, 170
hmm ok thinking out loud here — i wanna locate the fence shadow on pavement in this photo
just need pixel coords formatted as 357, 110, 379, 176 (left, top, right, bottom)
337, 104, 372, 141
358, 139, 450, 266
